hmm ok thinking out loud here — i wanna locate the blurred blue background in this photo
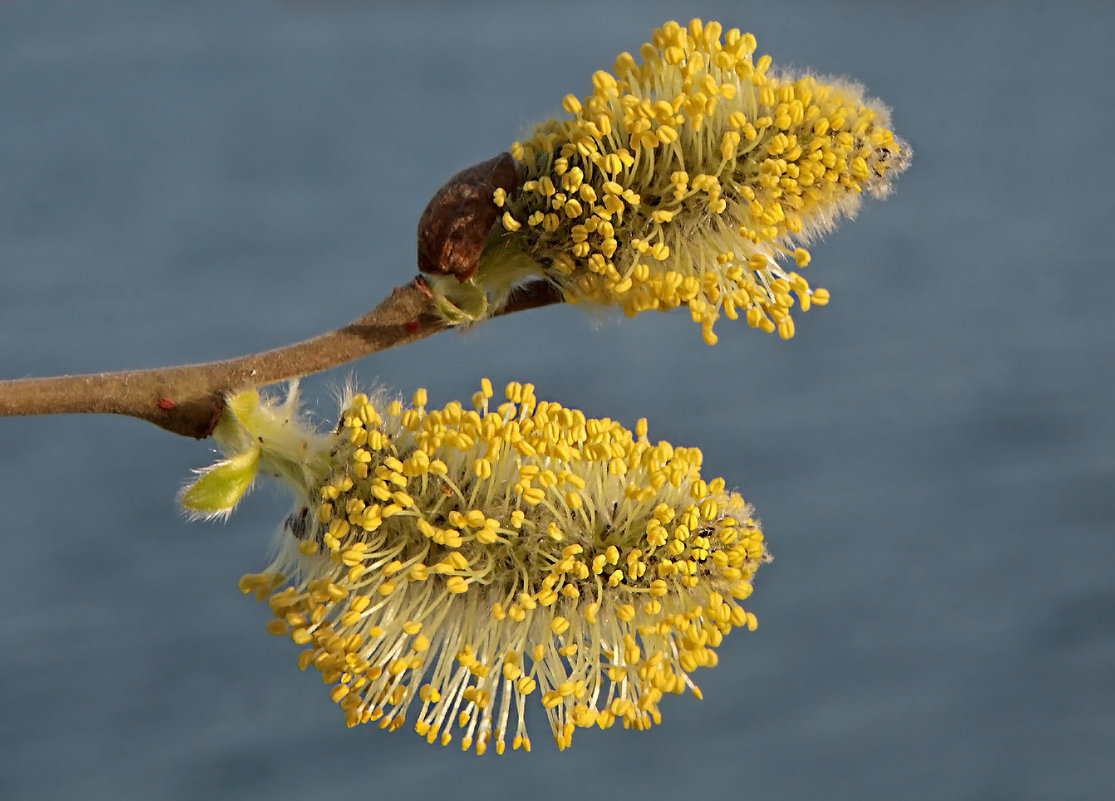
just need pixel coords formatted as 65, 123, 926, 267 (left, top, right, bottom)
2, 1, 1112, 799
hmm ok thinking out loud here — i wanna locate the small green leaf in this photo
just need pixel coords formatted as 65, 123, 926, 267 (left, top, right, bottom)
226, 389, 261, 426
182, 447, 261, 513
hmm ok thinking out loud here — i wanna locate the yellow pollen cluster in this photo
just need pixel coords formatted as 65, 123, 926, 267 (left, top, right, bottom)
239, 381, 767, 753
497, 18, 908, 344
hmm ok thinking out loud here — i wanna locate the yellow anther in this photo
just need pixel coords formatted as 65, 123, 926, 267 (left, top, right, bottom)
501, 212, 521, 232
446, 576, 469, 594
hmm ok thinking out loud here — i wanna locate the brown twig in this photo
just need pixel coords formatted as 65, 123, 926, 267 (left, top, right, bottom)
1, 153, 559, 439
0, 279, 562, 439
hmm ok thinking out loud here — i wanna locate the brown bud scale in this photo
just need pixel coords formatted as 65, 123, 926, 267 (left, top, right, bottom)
416, 153, 523, 282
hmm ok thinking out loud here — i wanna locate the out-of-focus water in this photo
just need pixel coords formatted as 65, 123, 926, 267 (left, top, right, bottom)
1, 1, 1112, 799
